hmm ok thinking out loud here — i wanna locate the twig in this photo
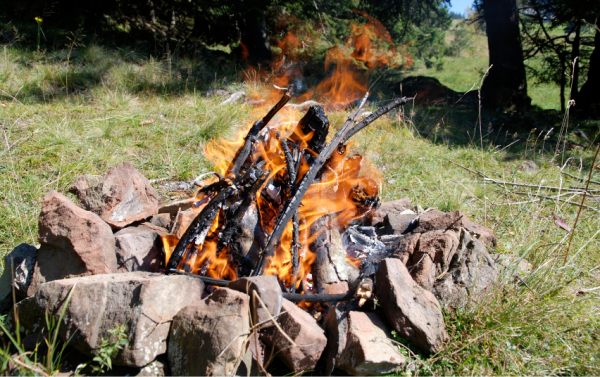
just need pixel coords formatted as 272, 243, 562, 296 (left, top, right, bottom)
252, 291, 298, 347
505, 191, 599, 212
11, 355, 50, 377
341, 96, 414, 144
168, 269, 229, 286
483, 177, 600, 193
564, 142, 600, 265
148, 305, 173, 331
561, 170, 600, 186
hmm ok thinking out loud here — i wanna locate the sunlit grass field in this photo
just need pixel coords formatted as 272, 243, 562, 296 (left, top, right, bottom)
1, 43, 599, 375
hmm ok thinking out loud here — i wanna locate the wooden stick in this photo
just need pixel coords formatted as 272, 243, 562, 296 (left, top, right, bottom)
341, 96, 414, 144
166, 185, 236, 271
167, 269, 354, 303
561, 170, 600, 186
255, 92, 370, 275
483, 177, 600, 192
227, 91, 292, 177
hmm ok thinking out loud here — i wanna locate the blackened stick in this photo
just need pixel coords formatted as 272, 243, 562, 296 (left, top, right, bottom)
341, 96, 414, 144
255, 92, 370, 275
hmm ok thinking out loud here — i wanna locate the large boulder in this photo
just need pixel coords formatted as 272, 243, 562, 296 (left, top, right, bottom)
434, 230, 499, 308
16, 272, 204, 367
114, 227, 164, 273
376, 258, 448, 355
324, 307, 406, 375
0, 243, 37, 301
227, 276, 282, 326
69, 162, 161, 229
261, 298, 327, 373
168, 288, 250, 376
28, 191, 118, 296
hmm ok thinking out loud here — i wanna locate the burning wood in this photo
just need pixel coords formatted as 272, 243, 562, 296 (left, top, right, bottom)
163, 89, 413, 296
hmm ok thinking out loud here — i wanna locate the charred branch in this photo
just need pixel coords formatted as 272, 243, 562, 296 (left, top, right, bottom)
227, 90, 292, 177
166, 185, 237, 271
255, 93, 370, 275
341, 96, 414, 145
289, 105, 331, 153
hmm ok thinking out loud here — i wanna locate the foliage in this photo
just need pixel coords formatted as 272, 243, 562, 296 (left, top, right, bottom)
519, 0, 599, 111
77, 324, 129, 374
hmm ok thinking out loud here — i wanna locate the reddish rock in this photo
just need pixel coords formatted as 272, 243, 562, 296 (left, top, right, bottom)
371, 198, 414, 229
408, 230, 458, 291
28, 191, 118, 296
114, 227, 164, 272
227, 276, 282, 326
168, 288, 250, 376
388, 233, 421, 264
69, 162, 161, 229
376, 258, 448, 355
261, 298, 327, 373
413, 210, 497, 249
18, 272, 204, 367
332, 311, 406, 375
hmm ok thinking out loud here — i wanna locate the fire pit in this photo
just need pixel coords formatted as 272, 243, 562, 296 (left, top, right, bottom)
1, 90, 501, 376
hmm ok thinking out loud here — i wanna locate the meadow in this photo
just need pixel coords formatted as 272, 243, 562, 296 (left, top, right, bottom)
1, 37, 599, 374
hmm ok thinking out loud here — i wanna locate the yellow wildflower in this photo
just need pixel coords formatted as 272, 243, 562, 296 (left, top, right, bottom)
35, 17, 43, 23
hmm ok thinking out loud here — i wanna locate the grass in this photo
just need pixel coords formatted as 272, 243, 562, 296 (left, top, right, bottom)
1, 42, 600, 375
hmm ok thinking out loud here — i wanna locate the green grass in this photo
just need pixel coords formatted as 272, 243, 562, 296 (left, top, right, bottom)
1, 44, 600, 375
405, 25, 563, 111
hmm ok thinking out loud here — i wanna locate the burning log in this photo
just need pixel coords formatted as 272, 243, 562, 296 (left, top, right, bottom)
310, 215, 350, 295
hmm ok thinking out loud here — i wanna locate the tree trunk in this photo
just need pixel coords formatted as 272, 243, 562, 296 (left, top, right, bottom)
574, 31, 600, 119
481, 0, 531, 110
239, 8, 272, 64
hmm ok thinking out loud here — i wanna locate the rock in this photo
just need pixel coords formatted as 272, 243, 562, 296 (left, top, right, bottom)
379, 213, 418, 236
28, 191, 118, 296
137, 355, 170, 376
168, 288, 250, 376
138, 222, 170, 235
69, 161, 161, 229
371, 199, 414, 229
409, 230, 459, 291
412, 210, 497, 249
220, 91, 246, 106
261, 298, 327, 373
227, 276, 282, 326
16, 272, 204, 367
521, 159, 539, 172
114, 227, 164, 273
0, 243, 37, 301
171, 208, 197, 239
157, 198, 194, 217
379, 199, 413, 218
375, 258, 448, 355
328, 311, 406, 375
386, 233, 420, 264
491, 254, 532, 276
150, 213, 171, 229
434, 230, 499, 308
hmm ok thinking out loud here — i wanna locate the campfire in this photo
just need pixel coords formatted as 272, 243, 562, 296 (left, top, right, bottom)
162, 88, 412, 297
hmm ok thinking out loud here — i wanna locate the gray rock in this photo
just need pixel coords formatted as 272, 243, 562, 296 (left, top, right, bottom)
114, 227, 164, 273
28, 190, 118, 296
434, 230, 499, 308
15, 272, 204, 367
0, 243, 37, 301
261, 298, 327, 373
168, 288, 250, 376
227, 276, 282, 326
157, 198, 194, 217
150, 213, 171, 229
386, 233, 420, 264
491, 253, 532, 276
69, 162, 161, 229
521, 160, 539, 172
329, 310, 406, 376
376, 258, 448, 355
409, 230, 459, 291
